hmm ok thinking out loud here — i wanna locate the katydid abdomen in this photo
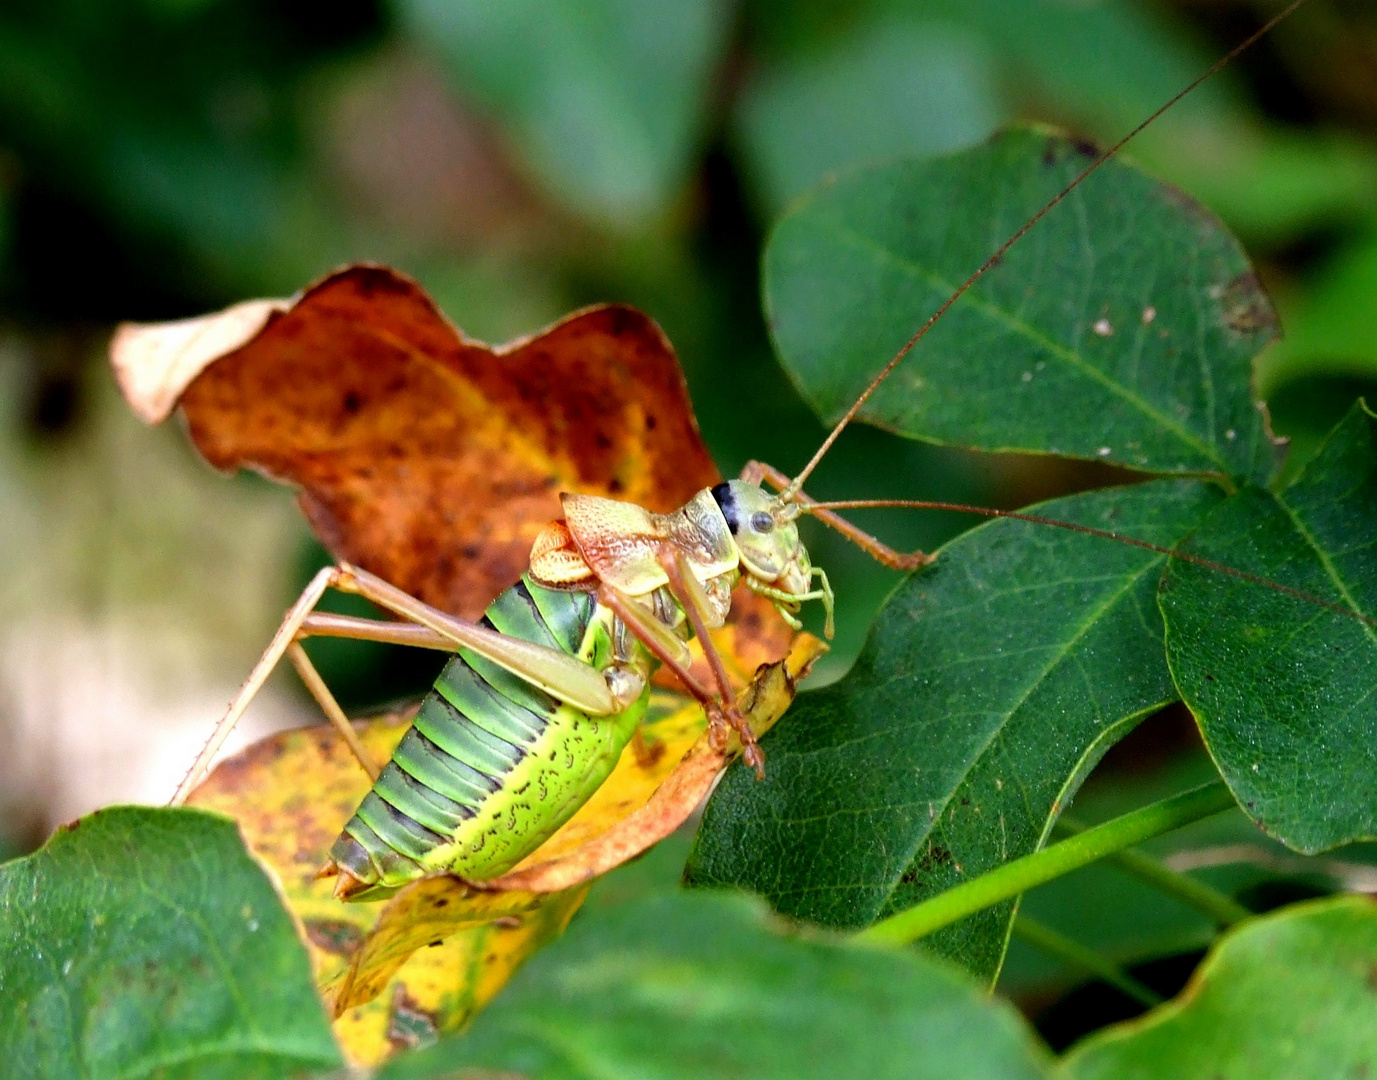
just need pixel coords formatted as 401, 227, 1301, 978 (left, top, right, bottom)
328, 576, 651, 900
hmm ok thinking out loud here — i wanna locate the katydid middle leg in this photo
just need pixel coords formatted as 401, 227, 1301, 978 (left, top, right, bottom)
594, 583, 738, 756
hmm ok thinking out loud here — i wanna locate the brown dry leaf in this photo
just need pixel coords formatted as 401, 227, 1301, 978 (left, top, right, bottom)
111, 264, 723, 620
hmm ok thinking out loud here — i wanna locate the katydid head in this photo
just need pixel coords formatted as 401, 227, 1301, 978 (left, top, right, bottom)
711, 479, 834, 638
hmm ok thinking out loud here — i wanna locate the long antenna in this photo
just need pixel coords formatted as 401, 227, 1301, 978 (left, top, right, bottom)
783, 0, 1314, 499
806, 498, 1377, 629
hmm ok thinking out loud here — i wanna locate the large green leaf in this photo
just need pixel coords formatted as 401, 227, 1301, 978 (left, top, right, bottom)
1161, 402, 1377, 853
764, 127, 1279, 483
399, 0, 730, 226
378, 891, 1053, 1080
1063, 895, 1377, 1079
687, 480, 1223, 982
0, 807, 340, 1080
735, 13, 1000, 215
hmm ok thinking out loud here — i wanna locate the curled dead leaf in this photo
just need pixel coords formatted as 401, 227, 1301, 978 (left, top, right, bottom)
121, 265, 812, 1064
111, 264, 722, 620
111, 298, 290, 424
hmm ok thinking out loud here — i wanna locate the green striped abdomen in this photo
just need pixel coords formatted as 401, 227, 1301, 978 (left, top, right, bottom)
328, 576, 648, 900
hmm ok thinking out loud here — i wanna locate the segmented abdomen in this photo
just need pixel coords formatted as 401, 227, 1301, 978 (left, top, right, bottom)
328, 576, 646, 899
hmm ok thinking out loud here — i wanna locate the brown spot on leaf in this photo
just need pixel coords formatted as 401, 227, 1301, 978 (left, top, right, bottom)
387, 984, 439, 1051
915, 843, 952, 873
1220, 272, 1279, 338
304, 919, 367, 958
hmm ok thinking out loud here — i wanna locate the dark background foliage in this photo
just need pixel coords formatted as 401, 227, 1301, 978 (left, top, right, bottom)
1, 0, 1374, 1055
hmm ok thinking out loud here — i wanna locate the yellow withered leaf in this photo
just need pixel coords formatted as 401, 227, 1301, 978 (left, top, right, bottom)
187, 633, 823, 1068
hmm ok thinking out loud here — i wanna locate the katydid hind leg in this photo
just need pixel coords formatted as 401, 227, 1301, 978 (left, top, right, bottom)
285, 641, 381, 781
173, 568, 460, 803
170, 566, 339, 805
298, 612, 457, 650
333, 564, 625, 715
174, 563, 627, 806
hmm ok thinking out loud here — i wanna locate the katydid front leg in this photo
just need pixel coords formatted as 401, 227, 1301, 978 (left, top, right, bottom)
741, 459, 935, 571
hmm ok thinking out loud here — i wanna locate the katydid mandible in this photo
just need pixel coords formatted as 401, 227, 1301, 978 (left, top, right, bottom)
164, 0, 1336, 904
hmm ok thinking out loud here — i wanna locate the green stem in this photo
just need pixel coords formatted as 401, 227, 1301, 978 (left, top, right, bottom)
859, 781, 1236, 947
1057, 814, 1252, 927
1011, 916, 1164, 1008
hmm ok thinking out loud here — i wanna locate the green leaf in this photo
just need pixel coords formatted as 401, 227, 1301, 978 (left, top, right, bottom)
1063, 895, 1377, 1079
687, 479, 1223, 982
398, 0, 730, 226
1161, 402, 1377, 854
377, 891, 1054, 1080
764, 127, 1279, 482
735, 13, 1000, 215
0, 806, 341, 1080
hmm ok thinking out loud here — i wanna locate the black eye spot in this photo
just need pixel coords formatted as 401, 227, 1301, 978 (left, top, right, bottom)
711, 483, 739, 534
751, 512, 774, 533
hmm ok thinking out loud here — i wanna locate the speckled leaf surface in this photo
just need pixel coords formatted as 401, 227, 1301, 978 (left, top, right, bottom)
1065, 896, 1377, 1079
687, 480, 1223, 982
0, 807, 340, 1080
377, 892, 1054, 1080
1162, 402, 1377, 853
765, 127, 1279, 482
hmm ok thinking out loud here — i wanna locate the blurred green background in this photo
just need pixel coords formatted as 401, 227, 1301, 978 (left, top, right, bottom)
0, 0, 1374, 1036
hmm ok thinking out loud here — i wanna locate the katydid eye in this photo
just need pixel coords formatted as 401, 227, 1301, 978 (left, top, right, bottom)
751, 512, 775, 533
